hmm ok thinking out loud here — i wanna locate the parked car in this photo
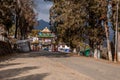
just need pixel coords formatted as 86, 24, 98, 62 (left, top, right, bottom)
58, 44, 70, 53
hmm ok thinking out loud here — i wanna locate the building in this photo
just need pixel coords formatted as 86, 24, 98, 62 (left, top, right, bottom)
38, 27, 55, 51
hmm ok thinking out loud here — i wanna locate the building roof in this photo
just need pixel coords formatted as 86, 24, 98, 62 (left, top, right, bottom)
38, 33, 55, 38
41, 27, 51, 33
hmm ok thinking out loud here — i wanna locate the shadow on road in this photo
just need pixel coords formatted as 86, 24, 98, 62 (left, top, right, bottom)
0, 66, 39, 80
0, 63, 21, 68
7, 73, 49, 80
0, 50, 73, 63
16, 50, 72, 58
0, 50, 71, 80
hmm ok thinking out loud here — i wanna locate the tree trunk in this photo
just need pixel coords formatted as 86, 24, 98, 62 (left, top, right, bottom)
15, 0, 21, 39
104, 22, 112, 61
118, 32, 120, 61
14, 15, 18, 39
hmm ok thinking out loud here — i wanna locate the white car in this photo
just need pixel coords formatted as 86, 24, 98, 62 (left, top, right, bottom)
58, 45, 70, 53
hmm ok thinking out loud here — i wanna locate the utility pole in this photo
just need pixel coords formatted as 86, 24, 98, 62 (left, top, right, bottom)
114, 0, 119, 62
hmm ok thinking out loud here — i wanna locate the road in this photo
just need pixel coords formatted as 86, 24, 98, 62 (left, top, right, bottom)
0, 50, 120, 80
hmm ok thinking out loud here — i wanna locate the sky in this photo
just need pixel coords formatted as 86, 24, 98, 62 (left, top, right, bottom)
34, 0, 53, 22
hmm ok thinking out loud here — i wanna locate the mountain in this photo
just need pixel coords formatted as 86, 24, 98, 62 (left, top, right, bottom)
34, 19, 50, 30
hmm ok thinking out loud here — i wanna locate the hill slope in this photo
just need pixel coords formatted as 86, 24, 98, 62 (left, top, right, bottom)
34, 19, 50, 30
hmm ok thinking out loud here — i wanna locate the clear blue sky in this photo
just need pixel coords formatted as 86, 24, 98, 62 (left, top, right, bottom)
34, 0, 53, 22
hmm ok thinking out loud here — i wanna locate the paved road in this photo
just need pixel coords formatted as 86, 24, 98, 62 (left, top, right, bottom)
0, 51, 120, 80
50, 55, 120, 80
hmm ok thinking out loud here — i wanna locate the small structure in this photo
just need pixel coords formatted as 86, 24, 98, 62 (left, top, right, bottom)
38, 27, 55, 51
0, 24, 8, 42
16, 40, 31, 52
31, 36, 39, 51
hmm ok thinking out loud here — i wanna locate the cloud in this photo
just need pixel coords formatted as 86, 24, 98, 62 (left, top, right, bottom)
37, 13, 50, 21
34, 0, 53, 22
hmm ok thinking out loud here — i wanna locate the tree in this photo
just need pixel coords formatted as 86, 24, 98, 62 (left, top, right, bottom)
0, 0, 15, 32
111, 0, 120, 61
0, 0, 37, 40
15, 0, 37, 39
50, 0, 86, 48
50, 0, 106, 50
